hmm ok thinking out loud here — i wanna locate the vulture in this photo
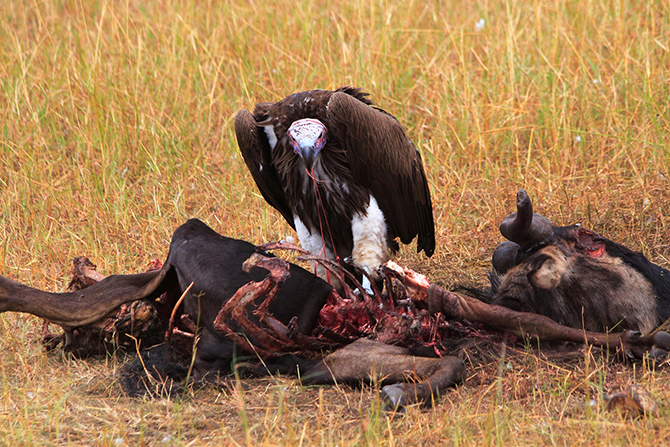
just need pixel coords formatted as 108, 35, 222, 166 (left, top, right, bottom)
234, 86, 435, 283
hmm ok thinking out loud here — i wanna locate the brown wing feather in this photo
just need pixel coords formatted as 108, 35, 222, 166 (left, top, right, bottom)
252, 102, 275, 122
325, 92, 435, 256
234, 110, 295, 229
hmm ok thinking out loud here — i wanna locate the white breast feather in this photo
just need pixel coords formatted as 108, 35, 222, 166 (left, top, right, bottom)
263, 125, 278, 149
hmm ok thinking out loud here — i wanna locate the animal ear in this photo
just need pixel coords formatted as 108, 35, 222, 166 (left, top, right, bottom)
527, 251, 568, 289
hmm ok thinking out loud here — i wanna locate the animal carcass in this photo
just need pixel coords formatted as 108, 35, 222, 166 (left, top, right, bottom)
0, 219, 464, 409
2, 207, 669, 410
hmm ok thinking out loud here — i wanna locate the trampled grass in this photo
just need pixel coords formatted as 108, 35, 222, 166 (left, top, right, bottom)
0, 0, 669, 445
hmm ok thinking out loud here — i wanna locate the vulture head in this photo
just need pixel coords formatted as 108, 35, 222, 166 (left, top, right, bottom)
287, 118, 328, 169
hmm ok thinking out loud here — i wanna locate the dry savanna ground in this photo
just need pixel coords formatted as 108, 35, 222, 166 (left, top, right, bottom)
0, 0, 669, 445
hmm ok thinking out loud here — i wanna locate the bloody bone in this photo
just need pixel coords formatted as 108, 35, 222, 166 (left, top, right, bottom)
211, 253, 299, 358
259, 243, 449, 354
385, 259, 670, 358
67, 257, 106, 290
204, 247, 466, 409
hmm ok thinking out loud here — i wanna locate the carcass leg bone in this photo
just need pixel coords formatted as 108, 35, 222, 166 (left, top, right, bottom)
387, 261, 670, 358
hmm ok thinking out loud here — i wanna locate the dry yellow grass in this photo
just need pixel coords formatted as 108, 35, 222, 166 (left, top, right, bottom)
0, 0, 669, 445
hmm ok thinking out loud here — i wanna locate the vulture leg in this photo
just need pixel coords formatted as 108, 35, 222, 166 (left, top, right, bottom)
349, 197, 391, 282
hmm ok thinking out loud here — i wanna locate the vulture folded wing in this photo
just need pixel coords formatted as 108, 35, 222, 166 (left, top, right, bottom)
234, 110, 295, 229
325, 92, 435, 256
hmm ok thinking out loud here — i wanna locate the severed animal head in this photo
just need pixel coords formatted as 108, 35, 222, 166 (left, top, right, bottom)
489, 190, 670, 333
287, 118, 328, 169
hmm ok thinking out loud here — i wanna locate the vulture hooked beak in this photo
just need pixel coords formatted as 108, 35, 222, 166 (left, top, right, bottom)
298, 145, 317, 170
287, 118, 328, 170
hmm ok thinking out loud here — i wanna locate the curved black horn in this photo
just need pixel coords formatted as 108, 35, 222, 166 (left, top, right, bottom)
499, 189, 552, 250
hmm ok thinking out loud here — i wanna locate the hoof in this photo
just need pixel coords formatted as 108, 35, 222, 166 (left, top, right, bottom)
381, 384, 406, 412
653, 331, 670, 351
627, 330, 642, 339
648, 347, 669, 361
